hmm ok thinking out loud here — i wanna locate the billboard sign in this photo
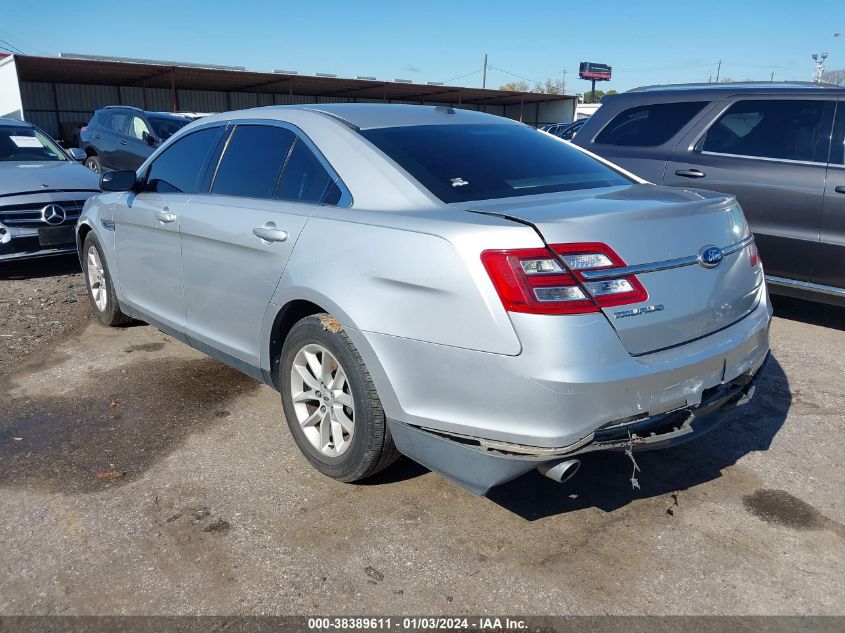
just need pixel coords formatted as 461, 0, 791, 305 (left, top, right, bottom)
579, 62, 612, 81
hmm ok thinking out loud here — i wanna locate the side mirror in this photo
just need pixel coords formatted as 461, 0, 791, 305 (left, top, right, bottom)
68, 147, 86, 162
142, 131, 158, 147
100, 170, 138, 192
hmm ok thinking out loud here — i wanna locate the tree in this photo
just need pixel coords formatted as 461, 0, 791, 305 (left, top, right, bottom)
534, 78, 566, 95
499, 80, 530, 92
580, 89, 617, 104
822, 69, 845, 85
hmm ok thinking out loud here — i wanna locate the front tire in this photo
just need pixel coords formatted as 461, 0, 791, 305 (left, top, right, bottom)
83, 233, 131, 327
84, 155, 102, 174
280, 314, 400, 482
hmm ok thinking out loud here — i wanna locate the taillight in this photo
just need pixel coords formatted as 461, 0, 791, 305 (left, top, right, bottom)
481, 242, 647, 315
749, 240, 760, 268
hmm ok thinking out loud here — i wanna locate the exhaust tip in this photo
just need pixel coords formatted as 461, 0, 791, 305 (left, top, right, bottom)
537, 458, 580, 484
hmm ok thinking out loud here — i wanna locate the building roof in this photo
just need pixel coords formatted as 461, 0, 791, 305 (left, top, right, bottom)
11, 54, 574, 107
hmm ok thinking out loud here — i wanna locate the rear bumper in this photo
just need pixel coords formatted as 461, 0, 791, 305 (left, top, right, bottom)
388, 355, 767, 495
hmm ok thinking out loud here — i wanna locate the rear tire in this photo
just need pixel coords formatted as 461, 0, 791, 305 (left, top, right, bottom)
84, 155, 101, 174
280, 313, 400, 482
83, 233, 132, 327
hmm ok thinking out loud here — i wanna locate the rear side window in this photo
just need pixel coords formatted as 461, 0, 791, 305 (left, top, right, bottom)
702, 99, 829, 163
144, 127, 222, 194
275, 139, 336, 203
212, 125, 296, 199
107, 113, 130, 134
595, 101, 707, 146
361, 123, 630, 203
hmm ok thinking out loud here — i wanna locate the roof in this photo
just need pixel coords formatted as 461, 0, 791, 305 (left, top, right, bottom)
10, 54, 574, 107
0, 117, 32, 127
626, 81, 845, 95
293, 103, 519, 129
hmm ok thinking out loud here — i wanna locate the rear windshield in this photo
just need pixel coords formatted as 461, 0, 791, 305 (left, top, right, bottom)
360, 123, 630, 203
148, 116, 190, 141
0, 125, 67, 162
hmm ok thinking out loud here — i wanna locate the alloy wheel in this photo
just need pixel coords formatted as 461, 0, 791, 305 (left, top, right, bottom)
86, 245, 108, 312
289, 343, 355, 457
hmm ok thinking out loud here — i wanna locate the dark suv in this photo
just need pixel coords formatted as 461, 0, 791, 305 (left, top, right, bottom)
80, 106, 193, 173
572, 82, 845, 306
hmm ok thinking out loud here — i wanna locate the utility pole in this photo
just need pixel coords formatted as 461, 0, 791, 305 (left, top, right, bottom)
562, 68, 567, 94
811, 52, 828, 82
770, 71, 774, 82
482, 53, 488, 89
715, 60, 722, 83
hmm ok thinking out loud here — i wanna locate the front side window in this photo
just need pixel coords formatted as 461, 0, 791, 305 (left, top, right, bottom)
212, 125, 296, 199
128, 116, 151, 141
361, 123, 630, 203
702, 99, 829, 162
144, 127, 222, 194
595, 101, 707, 147
275, 139, 336, 203
826, 101, 844, 166
0, 124, 67, 162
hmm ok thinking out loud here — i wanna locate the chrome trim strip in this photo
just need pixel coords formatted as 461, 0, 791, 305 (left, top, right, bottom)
582, 235, 754, 281
765, 275, 845, 298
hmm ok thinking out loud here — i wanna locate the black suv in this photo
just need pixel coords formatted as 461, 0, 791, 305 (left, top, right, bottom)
80, 106, 193, 173
572, 82, 845, 306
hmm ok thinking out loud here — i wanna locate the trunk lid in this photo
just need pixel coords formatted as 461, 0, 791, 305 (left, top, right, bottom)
468, 184, 764, 355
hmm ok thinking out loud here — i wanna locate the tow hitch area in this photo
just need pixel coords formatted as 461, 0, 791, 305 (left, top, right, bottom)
387, 356, 766, 496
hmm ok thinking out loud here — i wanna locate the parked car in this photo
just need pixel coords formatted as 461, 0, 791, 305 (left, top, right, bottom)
79, 106, 193, 173
572, 82, 845, 306
77, 104, 770, 495
543, 118, 588, 141
0, 117, 99, 262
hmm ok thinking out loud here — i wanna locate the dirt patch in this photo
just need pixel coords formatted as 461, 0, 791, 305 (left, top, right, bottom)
0, 255, 90, 377
0, 355, 261, 493
743, 489, 845, 537
124, 342, 166, 353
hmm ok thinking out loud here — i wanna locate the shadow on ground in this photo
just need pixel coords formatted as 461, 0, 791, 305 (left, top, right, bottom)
771, 295, 845, 332
0, 254, 80, 280
486, 357, 791, 519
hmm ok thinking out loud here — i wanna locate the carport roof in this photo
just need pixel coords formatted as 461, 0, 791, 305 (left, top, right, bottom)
11, 54, 574, 107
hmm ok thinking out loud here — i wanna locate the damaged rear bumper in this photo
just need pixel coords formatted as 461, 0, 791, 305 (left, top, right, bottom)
387, 354, 768, 496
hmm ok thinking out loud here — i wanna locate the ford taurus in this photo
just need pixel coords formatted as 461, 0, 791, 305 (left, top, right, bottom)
77, 104, 771, 494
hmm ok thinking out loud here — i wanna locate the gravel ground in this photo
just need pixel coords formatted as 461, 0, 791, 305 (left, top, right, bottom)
0, 261, 843, 616
0, 255, 90, 376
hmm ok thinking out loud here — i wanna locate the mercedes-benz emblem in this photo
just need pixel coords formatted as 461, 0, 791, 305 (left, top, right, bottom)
41, 204, 67, 225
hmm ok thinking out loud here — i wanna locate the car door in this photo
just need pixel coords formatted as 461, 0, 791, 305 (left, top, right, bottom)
813, 98, 845, 292
580, 100, 712, 183
119, 115, 156, 171
180, 122, 344, 368
112, 125, 224, 336
664, 96, 834, 282
98, 111, 129, 170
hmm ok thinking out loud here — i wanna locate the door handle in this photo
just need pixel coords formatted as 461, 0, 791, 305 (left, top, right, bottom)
674, 169, 706, 178
835, 186, 845, 194
253, 223, 288, 243
120, 140, 128, 146
94, 134, 102, 139
155, 209, 177, 223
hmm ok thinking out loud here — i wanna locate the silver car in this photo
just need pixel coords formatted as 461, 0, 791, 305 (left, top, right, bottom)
76, 104, 771, 495
1, 118, 99, 261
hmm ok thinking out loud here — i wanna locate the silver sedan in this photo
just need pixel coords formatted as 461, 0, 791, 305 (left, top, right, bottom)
77, 104, 771, 494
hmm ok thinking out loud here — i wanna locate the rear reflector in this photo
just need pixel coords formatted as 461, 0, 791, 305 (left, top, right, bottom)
481, 242, 647, 315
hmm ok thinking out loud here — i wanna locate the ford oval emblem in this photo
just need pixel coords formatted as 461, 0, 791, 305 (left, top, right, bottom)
697, 245, 724, 268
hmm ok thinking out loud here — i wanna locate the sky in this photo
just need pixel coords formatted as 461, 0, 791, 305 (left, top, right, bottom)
3, 0, 844, 94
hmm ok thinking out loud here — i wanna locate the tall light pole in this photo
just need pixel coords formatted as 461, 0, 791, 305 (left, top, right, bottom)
482, 53, 488, 89
811, 52, 828, 83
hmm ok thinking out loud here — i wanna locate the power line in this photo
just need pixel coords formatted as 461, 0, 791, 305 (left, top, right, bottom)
442, 68, 483, 84
0, 38, 24, 55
